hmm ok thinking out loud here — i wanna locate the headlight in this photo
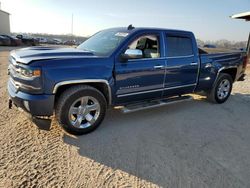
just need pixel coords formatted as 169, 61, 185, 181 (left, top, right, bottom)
16, 67, 41, 78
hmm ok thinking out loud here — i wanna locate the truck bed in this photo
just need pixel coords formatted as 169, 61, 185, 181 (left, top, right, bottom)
196, 50, 247, 92
199, 47, 243, 54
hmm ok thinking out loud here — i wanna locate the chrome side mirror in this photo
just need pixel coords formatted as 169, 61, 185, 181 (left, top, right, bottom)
120, 49, 143, 61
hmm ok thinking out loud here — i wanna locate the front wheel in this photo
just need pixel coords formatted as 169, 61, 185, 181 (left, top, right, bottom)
55, 85, 107, 135
206, 73, 233, 104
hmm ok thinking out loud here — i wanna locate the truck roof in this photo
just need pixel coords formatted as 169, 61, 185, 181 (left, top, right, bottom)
106, 27, 193, 35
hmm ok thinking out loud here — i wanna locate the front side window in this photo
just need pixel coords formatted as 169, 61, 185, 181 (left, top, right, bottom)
166, 36, 193, 57
77, 29, 129, 56
127, 35, 160, 59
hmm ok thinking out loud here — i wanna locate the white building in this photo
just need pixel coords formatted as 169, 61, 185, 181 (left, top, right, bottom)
231, 11, 250, 61
231, 11, 250, 21
0, 7, 10, 34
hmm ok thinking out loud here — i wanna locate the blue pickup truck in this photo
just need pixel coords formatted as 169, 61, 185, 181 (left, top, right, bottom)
8, 26, 249, 134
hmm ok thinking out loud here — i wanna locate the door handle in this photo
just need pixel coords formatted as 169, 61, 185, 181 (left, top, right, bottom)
190, 62, 198, 65
154, 65, 164, 69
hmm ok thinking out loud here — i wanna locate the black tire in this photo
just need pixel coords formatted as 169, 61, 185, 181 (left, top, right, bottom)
55, 85, 107, 135
206, 73, 233, 104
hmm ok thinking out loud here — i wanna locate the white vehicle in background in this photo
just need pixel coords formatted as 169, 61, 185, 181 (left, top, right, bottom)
37, 37, 48, 43
53, 38, 62, 45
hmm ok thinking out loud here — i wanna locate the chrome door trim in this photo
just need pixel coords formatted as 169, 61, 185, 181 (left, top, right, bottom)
117, 83, 196, 98
53, 79, 112, 105
190, 62, 198, 65
127, 57, 166, 62
166, 55, 194, 59
126, 55, 195, 62
154, 65, 165, 69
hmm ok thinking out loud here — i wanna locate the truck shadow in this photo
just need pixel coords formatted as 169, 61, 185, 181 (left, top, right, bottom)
62, 93, 250, 187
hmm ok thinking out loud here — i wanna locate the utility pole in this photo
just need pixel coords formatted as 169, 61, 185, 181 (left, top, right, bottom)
71, 13, 74, 42
71, 14, 74, 36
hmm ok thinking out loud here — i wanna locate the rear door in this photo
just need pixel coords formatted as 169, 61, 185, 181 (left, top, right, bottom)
163, 33, 199, 96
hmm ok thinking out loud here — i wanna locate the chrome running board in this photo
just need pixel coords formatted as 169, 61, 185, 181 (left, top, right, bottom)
119, 95, 193, 114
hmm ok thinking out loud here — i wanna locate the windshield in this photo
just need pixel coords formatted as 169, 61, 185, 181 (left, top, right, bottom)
77, 29, 129, 56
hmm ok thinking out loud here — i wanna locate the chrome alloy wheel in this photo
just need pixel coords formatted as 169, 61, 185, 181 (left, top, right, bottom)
217, 79, 231, 100
68, 96, 100, 129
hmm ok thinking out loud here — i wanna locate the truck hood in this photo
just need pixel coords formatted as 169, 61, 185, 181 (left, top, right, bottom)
10, 46, 95, 64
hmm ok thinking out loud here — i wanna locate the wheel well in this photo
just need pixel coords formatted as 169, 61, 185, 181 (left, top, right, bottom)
55, 83, 110, 104
220, 68, 237, 82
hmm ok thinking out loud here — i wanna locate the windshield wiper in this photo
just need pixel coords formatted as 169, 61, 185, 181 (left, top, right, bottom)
81, 48, 96, 53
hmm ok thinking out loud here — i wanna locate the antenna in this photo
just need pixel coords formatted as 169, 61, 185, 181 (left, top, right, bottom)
127, 24, 135, 30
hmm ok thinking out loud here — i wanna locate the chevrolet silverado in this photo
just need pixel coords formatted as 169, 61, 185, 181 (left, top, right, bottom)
8, 26, 249, 134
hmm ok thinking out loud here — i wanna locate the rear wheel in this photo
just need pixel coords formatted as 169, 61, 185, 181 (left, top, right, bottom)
55, 85, 107, 135
207, 73, 233, 104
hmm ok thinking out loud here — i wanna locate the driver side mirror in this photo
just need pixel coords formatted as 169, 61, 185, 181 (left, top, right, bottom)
120, 49, 143, 61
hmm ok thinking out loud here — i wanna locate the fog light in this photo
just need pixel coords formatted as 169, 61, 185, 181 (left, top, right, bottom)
23, 100, 30, 111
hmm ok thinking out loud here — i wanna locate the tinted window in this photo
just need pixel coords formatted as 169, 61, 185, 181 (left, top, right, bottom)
166, 36, 193, 57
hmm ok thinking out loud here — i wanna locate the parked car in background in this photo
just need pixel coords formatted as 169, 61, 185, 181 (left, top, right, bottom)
75, 41, 83, 45
239, 48, 246, 51
63, 40, 76, 45
203, 44, 216, 48
46, 38, 55, 44
0, 35, 11, 46
53, 38, 62, 45
16, 35, 38, 46
46, 38, 62, 45
0, 35, 22, 46
37, 37, 48, 44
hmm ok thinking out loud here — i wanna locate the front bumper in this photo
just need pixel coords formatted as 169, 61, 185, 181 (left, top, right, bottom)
8, 79, 55, 116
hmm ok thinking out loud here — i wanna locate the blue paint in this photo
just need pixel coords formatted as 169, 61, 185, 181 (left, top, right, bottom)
7, 27, 247, 116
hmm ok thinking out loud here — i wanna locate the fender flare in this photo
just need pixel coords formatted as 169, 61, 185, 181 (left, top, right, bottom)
53, 79, 112, 105
216, 66, 237, 81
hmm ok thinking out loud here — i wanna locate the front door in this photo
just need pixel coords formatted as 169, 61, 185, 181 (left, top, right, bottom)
114, 33, 166, 104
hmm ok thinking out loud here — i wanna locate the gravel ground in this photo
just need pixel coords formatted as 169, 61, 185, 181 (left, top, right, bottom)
0, 47, 250, 187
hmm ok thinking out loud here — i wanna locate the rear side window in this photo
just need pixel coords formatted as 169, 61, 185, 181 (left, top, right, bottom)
166, 36, 193, 57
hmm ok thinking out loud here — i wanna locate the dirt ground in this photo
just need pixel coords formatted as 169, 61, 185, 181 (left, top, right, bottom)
0, 47, 250, 188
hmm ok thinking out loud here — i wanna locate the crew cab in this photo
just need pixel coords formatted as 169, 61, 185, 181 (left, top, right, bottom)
7, 26, 249, 135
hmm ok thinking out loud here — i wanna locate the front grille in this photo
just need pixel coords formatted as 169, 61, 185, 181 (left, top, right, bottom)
8, 63, 17, 77
9, 55, 18, 66
8, 55, 42, 94
9, 77, 41, 92
9, 77, 20, 92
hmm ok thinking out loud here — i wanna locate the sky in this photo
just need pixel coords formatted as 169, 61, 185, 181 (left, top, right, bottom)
0, 0, 249, 41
